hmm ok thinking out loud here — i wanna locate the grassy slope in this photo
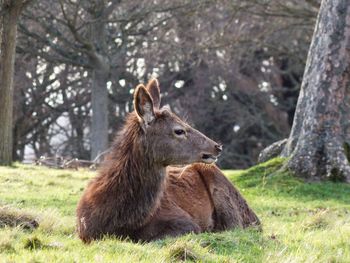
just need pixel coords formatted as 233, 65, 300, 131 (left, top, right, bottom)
0, 159, 349, 262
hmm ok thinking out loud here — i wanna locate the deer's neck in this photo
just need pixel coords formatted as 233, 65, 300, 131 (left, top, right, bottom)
98, 120, 165, 229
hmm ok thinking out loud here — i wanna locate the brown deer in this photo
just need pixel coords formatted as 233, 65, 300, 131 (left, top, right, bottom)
77, 79, 260, 243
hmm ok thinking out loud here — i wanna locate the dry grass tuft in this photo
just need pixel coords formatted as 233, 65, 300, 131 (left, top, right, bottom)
167, 242, 201, 262
0, 206, 38, 230
301, 209, 331, 231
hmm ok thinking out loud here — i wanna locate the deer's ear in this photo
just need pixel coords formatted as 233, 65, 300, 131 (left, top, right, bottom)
146, 78, 161, 109
134, 84, 155, 125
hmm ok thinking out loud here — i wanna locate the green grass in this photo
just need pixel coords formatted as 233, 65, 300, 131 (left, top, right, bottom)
0, 159, 349, 262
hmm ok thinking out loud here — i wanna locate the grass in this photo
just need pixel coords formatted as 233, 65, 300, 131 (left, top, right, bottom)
0, 158, 349, 262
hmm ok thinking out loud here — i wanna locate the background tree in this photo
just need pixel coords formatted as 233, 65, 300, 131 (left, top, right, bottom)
0, 0, 33, 165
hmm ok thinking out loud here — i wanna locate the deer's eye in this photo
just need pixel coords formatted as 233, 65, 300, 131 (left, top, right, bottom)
174, 129, 186, 136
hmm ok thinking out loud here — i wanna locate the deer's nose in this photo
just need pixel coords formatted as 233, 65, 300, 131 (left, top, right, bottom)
215, 144, 223, 153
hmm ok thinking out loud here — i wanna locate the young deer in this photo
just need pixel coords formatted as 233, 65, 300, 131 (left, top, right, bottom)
77, 79, 259, 242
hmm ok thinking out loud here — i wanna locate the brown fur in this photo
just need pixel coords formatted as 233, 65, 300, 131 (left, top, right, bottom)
76, 79, 260, 243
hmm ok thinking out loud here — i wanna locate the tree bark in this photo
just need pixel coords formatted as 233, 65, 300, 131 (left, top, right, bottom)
90, 67, 109, 160
260, 0, 350, 182
0, 1, 23, 165
89, 5, 110, 160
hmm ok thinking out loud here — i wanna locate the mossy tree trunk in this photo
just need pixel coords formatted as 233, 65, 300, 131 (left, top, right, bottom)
259, 0, 350, 182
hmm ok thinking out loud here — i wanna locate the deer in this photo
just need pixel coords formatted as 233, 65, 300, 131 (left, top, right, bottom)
76, 79, 260, 243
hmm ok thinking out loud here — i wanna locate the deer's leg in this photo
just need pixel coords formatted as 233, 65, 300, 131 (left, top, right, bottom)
191, 164, 260, 230
150, 218, 200, 241
136, 208, 201, 242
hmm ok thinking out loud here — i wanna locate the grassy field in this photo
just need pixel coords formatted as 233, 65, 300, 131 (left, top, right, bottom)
0, 158, 349, 262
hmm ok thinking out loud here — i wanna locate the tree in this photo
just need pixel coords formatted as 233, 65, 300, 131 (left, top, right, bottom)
259, 0, 350, 182
0, 0, 32, 165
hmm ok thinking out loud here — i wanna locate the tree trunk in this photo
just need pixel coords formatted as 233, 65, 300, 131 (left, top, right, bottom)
259, 0, 350, 182
0, 1, 22, 165
90, 68, 109, 160
89, 7, 110, 160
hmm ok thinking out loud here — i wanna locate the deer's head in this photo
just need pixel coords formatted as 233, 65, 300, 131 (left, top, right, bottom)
133, 79, 222, 166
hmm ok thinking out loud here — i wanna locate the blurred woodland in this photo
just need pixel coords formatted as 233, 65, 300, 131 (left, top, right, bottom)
4, 0, 321, 168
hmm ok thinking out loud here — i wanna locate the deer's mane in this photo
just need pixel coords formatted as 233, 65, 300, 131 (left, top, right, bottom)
90, 112, 166, 230
100, 113, 144, 177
